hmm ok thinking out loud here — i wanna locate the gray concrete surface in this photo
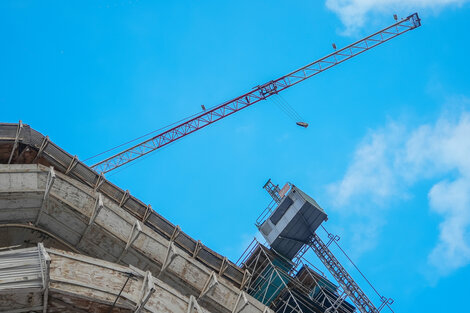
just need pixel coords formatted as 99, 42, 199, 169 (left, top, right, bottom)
0, 245, 267, 313
0, 164, 271, 313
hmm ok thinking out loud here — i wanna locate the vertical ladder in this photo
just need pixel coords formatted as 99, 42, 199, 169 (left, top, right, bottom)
263, 179, 282, 204
309, 233, 379, 313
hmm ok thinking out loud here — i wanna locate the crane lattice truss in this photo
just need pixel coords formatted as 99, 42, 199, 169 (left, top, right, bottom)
92, 13, 421, 174
310, 233, 379, 313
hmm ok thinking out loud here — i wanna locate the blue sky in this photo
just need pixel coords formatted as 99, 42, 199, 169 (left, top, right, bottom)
2, 1, 470, 312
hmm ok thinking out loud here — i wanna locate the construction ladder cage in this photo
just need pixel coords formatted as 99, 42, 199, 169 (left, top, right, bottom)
255, 179, 396, 313
307, 227, 396, 313
237, 231, 397, 313
290, 226, 396, 313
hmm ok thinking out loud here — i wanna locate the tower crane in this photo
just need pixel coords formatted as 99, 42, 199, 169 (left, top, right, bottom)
91, 13, 421, 174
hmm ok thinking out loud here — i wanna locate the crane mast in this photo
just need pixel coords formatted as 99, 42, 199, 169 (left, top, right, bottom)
92, 13, 421, 174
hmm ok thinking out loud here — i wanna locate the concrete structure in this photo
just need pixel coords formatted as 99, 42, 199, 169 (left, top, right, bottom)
0, 244, 261, 312
0, 122, 272, 313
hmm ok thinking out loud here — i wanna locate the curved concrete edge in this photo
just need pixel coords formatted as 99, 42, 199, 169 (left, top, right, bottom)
0, 245, 272, 313
0, 164, 271, 313
0, 122, 244, 286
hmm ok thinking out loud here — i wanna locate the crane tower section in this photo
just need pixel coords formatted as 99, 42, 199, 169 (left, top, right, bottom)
238, 180, 393, 313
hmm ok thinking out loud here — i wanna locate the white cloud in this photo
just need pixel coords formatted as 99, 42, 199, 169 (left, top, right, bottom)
326, 0, 469, 34
329, 122, 406, 206
428, 178, 470, 275
328, 104, 470, 277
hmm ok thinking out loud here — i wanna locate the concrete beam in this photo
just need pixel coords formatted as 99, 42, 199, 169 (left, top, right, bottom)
0, 123, 245, 287
0, 164, 272, 313
0, 245, 272, 313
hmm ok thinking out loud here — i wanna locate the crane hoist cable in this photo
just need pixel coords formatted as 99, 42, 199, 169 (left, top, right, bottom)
90, 13, 421, 174
271, 94, 309, 127
271, 96, 297, 122
271, 96, 308, 128
278, 94, 304, 122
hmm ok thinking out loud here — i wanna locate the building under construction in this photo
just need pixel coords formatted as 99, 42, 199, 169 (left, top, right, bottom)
0, 13, 420, 313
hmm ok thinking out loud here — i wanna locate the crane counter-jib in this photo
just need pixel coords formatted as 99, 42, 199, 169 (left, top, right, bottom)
91, 13, 421, 174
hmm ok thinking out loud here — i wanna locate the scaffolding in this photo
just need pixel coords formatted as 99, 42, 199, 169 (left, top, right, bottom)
245, 179, 397, 313
237, 238, 356, 313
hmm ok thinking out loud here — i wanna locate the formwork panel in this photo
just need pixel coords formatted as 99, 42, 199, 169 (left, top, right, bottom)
0, 163, 273, 313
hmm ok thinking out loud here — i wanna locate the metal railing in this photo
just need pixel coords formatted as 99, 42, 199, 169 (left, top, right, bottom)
238, 239, 357, 313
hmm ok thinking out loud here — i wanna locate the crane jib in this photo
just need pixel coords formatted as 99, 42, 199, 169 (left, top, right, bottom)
91, 13, 421, 174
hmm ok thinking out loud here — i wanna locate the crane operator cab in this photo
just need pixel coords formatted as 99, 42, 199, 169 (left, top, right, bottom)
258, 182, 327, 260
